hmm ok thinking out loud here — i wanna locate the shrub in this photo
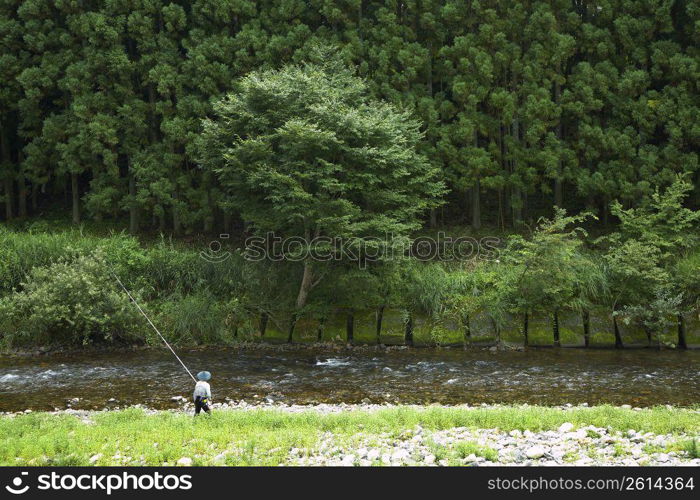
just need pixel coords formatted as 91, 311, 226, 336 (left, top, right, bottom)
0, 252, 142, 347
0, 227, 147, 297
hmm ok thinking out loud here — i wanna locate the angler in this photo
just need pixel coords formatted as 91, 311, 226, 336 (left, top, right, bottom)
193, 371, 212, 416
111, 268, 212, 416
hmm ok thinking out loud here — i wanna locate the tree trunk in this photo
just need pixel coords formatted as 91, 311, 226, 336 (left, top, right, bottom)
31, 183, 38, 212
511, 118, 522, 226
376, 305, 385, 344
172, 190, 182, 237
287, 313, 297, 344
296, 261, 314, 309
129, 170, 139, 233
582, 310, 590, 347
71, 172, 80, 224
655, 327, 662, 350
470, 123, 481, 229
17, 172, 27, 218
472, 179, 481, 230
317, 317, 325, 342
3, 178, 12, 221
677, 314, 687, 350
404, 312, 414, 347
203, 194, 214, 233
490, 316, 501, 345
523, 312, 529, 347
288, 261, 315, 343
1, 122, 13, 220
259, 312, 268, 337
429, 208, 437, 228
613, 315, 624, 349
602, 197, 609, 226
461, 313, 471, 349
553, 310, 560, 347
497, 189, 504, 231
346, 309, 354, 344
554, 74, 564, 209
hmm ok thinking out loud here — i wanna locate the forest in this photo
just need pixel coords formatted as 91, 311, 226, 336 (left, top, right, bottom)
1, 0, 700, 349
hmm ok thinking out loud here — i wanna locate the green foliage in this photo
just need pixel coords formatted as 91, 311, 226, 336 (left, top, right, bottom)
199, 61, 444, 324
199, 61, 443, 241
599, 177, 700, 339
0, 228, 264, 347
500, 209, 605, 316
683, 438, 699, 459
0, 252, 141, 346
2, 1, 698, 233
399, 261, 452, 318
673, 249, 700, 311
0, 2, 699, 353
608, 177, 700, 263
156, 292, 240, 346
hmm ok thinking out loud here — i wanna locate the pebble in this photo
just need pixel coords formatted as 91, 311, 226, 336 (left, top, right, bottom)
391, 449, 410, 462
558, 422, 574, 433
525, 446, 546, 459
177, 457, 193, 466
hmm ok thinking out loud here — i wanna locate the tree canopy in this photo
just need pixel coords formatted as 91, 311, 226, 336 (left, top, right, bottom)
198, 61, 444, 338
1, 1, 699, 232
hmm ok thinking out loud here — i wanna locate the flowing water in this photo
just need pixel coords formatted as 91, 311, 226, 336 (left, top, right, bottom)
1, 347, 699, 411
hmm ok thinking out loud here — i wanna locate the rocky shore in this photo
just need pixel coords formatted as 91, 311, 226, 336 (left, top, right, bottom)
294, 424, 700, 467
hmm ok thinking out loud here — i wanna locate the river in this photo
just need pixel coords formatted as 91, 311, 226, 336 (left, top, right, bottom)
1, 347, 698, 411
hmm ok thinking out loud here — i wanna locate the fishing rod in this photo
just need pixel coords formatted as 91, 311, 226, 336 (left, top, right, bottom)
110, 269, 197, 383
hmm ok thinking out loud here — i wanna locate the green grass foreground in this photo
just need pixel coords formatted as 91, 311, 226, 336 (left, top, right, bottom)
1, 405, 698, 466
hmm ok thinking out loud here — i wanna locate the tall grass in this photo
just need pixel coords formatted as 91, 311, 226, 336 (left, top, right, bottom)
0, 227, 244, 299
156, 292, 239, 345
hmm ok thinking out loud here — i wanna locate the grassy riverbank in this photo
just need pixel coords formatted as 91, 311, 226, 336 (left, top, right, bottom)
2, 405, 698, 466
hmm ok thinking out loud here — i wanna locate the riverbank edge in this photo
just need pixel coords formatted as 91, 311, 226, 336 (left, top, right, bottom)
5, 340, 699, 358
4, 401, 700, 419
2, 404, 699, 466
0, 341, 519, 357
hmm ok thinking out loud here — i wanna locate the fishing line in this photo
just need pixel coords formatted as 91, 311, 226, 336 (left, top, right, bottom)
110, 269, 197, 383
